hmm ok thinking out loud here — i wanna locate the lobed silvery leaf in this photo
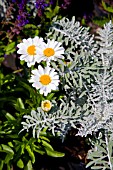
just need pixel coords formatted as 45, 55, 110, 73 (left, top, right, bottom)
21, 98, 83, 141
86, 132, 113, 170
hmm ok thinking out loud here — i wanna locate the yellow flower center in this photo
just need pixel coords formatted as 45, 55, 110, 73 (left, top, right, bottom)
43, 102, 51, 108
41, 100, 52, 112
39, 74, 51, 85
27, 45, 36, 55
43, 48, 55, 57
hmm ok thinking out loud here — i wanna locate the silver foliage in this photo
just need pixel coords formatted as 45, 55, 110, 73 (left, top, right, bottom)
47, 16, 98, 56
96, 20, 113, 66
86, 132, 113, 170
77, 21, 113, 137
21, 99, 81, 141
77, 21, 113, 169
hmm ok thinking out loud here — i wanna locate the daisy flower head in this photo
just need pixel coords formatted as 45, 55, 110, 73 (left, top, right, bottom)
29, 65, 60, 96
41, 100, 52, 112
37, 39, 65, 64
17, 36, 44, 67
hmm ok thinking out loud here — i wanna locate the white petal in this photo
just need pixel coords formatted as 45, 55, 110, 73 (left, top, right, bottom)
38, 65, 44, 75
50, 83, 57, 90
31, 69, 40, 77
20, 54, 28, 60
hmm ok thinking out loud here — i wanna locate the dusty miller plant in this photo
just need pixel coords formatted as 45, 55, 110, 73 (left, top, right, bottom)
21, 17, 113, 169
78, 21, 113, 169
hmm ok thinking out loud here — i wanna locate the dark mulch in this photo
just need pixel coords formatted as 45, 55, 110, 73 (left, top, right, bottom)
33, 129, 91, 170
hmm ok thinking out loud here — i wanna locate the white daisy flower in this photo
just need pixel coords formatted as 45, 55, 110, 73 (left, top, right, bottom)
29, 65, 60, 96
17, 36, 44, 67
37, 39, 65, 64
41, 100, 52, 112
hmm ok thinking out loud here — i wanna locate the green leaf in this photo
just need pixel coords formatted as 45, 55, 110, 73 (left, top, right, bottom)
0, 72, 4, 86
26, 145, 35, 163
42, 140, 53, 151
14, 98, 25, 112
24, 24, 37, 29
20, 60, 25, 66
18, 81, 36, 102
17, 159, 24, 169
102, 0, 113, 13
0, 57, 4, 63
33, 147, 45, 155
8, 142, 14, 148
17, 98, 25, 109
0, 159, 4, 169
35, 29, 39, 36
46, 93, 55, 100
53, 6, 60, 15
45, 148, 65, 157
39, 136, 50, 142
1, 144, 14, 155
24, 160, 33, 170
5, 113, 16, 121
4, 153, 13, 164
5, 42, 16, 54
7, 163, 11, 170
45, 6, 60, 19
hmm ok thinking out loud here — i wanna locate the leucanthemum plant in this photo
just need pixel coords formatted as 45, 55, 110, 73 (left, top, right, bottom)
41, 100, 52, 112
17, 36, 44, 67
29, 65, 60, 96
36, 39, 65, 65
17, 17, 113, 169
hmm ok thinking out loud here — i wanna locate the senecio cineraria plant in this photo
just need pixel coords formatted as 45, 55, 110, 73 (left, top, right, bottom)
18, 17, 113, 169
